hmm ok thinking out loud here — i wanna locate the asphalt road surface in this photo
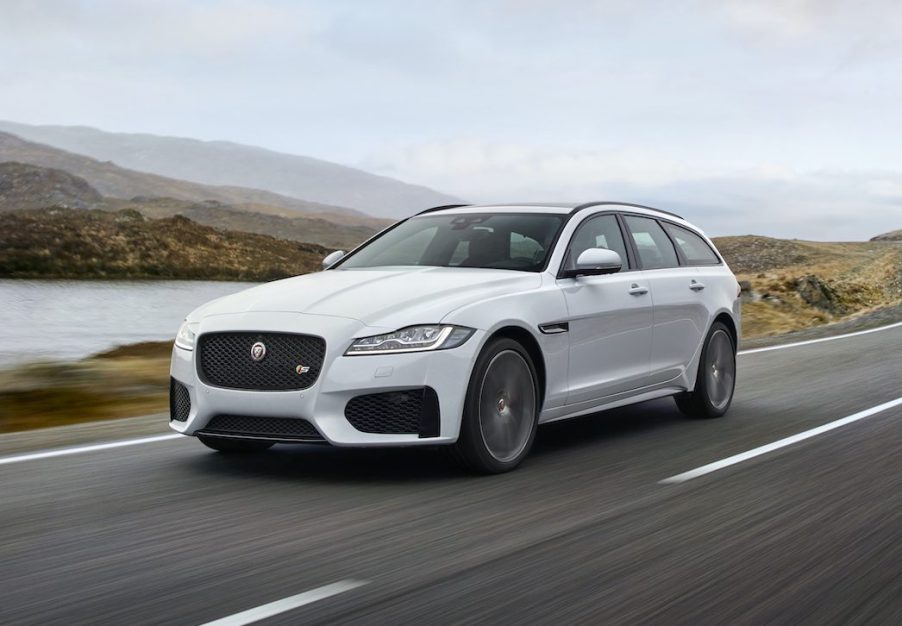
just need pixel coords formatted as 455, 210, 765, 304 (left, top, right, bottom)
1, 324, 901, 625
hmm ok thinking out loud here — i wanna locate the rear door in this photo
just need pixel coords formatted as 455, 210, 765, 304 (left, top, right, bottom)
622, 215, 707, 385
557, 213, 654, 405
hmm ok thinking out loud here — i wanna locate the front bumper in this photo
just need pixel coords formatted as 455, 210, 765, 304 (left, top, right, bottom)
169, 312, 482, 446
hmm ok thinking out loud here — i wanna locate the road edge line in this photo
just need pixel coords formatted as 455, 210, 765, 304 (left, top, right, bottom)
660, 396, 902, 484
738, 320, 902, 355
0, 433, 183, 467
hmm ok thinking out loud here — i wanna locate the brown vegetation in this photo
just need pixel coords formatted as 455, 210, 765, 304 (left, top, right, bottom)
0, 207, 330, 281
714, 236, 902, 337
0, 341, 172, 433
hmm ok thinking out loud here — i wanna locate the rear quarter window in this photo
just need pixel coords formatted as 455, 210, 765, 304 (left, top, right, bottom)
662, 223, 720, 265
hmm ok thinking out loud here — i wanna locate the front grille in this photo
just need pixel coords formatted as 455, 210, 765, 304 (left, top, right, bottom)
345, 387, 440, 437
170, 378, 191, 422
199, 415, 324, 441
197, 332, 326, 391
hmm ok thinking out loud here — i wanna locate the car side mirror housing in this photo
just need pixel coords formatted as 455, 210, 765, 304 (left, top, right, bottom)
562, 248, 622, 278
321, 250, 346, 269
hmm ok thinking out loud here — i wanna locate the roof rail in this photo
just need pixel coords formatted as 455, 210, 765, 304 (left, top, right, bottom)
416, 203, 471, 215
569, 201, 683, 220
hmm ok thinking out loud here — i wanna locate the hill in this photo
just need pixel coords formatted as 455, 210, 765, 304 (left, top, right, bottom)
871, 229, 902, 242
713, 235, 902, 338
0, 159, 382, 249
0, 131, 371, 223
0, 208, 329, 281
0, 121, 463, 218
106, 197, 381, 250
0, 161, 102, 211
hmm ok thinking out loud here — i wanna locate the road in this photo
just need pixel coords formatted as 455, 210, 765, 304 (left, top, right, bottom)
1, 324, 901, 624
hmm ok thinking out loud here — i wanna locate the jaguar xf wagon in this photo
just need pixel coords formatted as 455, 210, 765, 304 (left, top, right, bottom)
170, 202, 740, 473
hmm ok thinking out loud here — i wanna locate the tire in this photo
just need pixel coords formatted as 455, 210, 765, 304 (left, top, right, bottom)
675, 321, 736, 419
197, 435, 274, 453
450, 337, 540, 473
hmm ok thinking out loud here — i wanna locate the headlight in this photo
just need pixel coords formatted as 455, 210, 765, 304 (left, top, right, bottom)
345, 325, 474, 355
175, 321, 200, 351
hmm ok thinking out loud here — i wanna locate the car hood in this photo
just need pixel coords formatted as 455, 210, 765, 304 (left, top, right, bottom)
192, 267, 542, 329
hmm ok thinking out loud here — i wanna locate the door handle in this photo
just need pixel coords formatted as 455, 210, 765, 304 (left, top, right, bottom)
689, 280, 706, 291
628, 284, 648, 296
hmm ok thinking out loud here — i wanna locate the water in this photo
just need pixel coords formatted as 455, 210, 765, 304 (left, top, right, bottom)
0, 280, 258, 367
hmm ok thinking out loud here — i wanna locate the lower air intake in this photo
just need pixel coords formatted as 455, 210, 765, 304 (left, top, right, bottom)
170, 378, 191, 422
198, 415, 324, 442
345, 387, 440, 437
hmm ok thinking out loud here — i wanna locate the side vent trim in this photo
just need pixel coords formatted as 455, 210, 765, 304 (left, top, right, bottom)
538, 322, 569, 335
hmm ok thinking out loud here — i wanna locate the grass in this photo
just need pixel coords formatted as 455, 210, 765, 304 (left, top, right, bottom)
0, 341, 172, 434
724, 240, 902, 337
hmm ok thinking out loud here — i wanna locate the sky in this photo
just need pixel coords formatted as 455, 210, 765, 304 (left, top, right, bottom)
1, 0, 901, 239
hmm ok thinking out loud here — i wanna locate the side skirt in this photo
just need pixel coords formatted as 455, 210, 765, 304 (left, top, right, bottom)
538, 384, 685, 424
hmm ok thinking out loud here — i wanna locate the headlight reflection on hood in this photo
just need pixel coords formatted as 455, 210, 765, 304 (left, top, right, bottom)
345, 325, 474, 355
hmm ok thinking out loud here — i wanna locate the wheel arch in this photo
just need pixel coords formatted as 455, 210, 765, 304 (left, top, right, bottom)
484, 324, 547, 408
712, 310, 739, 351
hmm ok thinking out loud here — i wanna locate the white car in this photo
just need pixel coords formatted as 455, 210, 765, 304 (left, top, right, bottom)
170, 202, 740, 473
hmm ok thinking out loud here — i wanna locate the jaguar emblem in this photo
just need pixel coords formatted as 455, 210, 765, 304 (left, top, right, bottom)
250, 341, 267, 362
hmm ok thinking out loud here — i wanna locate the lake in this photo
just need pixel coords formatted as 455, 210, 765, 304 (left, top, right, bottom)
0, 279, 259, 367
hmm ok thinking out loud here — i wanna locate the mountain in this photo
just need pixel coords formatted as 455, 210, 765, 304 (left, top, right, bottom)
0, 131, 373, 223
0, 121, 463, 218
0, 162, 102, 211
0, 208, 329, 281
871, 229, 902, 242
0, 159, 380, 249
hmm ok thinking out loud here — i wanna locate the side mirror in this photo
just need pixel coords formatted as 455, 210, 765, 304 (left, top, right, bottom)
562, 248, 622, 278
321, 250, 345, 269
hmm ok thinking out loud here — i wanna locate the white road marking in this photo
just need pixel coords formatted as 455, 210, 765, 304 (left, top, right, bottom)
738, 320, 902, 355
198, 580, 368, 626
0, 434, 183, 467
660, 396, 902, 484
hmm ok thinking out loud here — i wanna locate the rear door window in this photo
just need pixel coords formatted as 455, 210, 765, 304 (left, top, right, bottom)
623, 215, 679, 269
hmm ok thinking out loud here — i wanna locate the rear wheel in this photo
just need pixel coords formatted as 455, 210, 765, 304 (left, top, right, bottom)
197, 435, 274, 453
675, 321, 736, 419
450, 338, 540, 473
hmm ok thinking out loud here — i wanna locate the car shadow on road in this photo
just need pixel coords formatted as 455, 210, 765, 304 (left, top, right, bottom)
177, 398, 687, 485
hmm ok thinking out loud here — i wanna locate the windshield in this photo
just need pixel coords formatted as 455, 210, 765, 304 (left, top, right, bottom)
337, 213, 566, 272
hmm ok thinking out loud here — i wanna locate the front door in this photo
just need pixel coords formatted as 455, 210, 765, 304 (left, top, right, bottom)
558, 213, 654, 405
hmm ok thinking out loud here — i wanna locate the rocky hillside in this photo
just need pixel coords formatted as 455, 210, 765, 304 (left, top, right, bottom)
871, 229, 902, 242
713, 235, 902, 338
0, 208, 329, 281
0, 160, 381, 249
0, 121, 463, 218
0, 162, 102, 211
0, 131, 368, 222
103, 197, 381, 250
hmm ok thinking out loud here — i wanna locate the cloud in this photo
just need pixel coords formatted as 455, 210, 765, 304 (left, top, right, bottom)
363, 139, 900, 240
1, 1, 901, 240
715, 0, 902, 49
0, 0, 315, 60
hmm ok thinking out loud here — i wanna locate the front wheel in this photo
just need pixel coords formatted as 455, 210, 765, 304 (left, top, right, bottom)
197, 435, 274, 453
450, 338, 540, 473
675, 322, 736, 419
